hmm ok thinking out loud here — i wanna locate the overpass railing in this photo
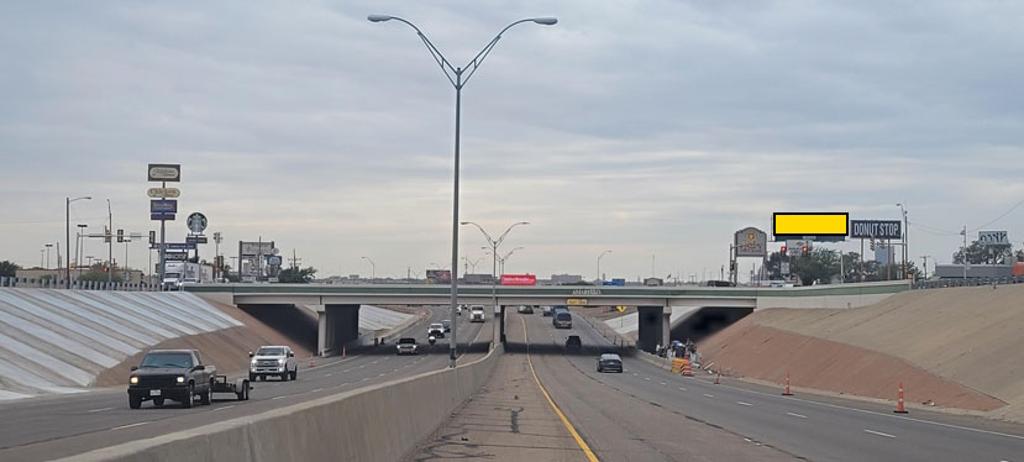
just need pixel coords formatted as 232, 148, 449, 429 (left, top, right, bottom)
913, 276, 1024, 290
0, 276, 161, 291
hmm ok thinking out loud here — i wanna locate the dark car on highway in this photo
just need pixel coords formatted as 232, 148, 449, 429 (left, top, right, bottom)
565, 335, 582, 350
441, 319, 451, 332
128, 349, 214, 409
597, 353, 623, 373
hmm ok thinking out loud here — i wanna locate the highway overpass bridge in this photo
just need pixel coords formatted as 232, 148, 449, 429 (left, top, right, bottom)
186, 281, 909, 354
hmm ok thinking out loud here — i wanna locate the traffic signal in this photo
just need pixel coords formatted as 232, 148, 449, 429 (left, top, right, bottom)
104, 226, 111, 244
117, 229, 124, 243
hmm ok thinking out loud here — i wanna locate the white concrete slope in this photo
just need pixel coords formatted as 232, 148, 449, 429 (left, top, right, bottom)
358, 305, 414, 332
605, 306, 703, 336
0, 288, 241, 400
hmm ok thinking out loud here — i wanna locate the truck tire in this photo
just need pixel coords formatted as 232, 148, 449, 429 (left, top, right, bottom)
249, 372, 255, 382
182, 383, 195, 409
236, 381, 249, 401
200, 380, 212, 405
129, 395, 141, 409
153, 397, 165, 407
290, 368, 297, 381
281, 371, 289, 382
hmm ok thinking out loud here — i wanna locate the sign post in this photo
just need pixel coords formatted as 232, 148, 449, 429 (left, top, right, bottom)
148, 163, 181, 289
733, 227, 767, 285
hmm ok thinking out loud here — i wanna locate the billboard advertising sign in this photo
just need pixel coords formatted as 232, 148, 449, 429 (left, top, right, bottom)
240, 241, 275, 256
150, 242, 196, 250
734, 227, 768, 257
148, 164, 181, 182
426, 269, 451, 284
850, 220, 902, 240
150, 199, 178, 214
978, 230, 1009, 246
773, 212, 848, 240
500, 273, 537, 286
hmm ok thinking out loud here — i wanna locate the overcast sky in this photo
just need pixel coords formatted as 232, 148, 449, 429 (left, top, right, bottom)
2, 1, 1023, 281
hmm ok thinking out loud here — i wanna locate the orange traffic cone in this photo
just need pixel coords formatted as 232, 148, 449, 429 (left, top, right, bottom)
894, 382, 908, 413
782, 372, 793, 396
681, 361, 694, 377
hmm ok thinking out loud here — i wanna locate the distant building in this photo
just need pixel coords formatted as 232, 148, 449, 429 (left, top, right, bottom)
550, 274, 584, 285
875, 244, 896, 265
462, 273, 495, 285
934, 264, 1013, 279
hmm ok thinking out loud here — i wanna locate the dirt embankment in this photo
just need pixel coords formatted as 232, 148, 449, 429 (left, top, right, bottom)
95, 303, 314, 387
700, 284, 1024, 418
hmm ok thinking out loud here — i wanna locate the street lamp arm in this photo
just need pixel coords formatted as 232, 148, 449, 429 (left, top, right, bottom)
495, 221, 529, 247
461, 221, 496, 247
370, 15, 460, 88
459, 19, 546, 87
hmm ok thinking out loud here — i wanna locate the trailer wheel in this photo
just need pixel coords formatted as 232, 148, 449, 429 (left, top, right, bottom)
237, 381, 250, 401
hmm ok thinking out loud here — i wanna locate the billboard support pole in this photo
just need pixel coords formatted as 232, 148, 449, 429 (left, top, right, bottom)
158, 181, 166, 290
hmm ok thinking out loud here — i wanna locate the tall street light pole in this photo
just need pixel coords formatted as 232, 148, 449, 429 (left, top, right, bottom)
499, 246, 525, 274
370, 13, 556, 369
45, 243, 53, 269
361, 256, 376, 280
107, 199, 113, 283
897, 203, 908, 279
76, 224, 88, 282
597, 250, 612, 282
462, 221, 529, 344
65, 196, 91, 288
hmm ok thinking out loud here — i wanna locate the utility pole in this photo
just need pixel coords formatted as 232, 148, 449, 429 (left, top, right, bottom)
290, 249, 301, 270
107, 199, 113, 283
961, 225, 968, 279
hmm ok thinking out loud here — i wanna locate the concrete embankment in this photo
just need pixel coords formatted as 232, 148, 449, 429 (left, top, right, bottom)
57, 345, 502, 462
701, 284, 1024, 420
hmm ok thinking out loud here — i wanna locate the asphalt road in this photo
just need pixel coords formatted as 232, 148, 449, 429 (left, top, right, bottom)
0, 305, 490, 462
521, 312, 1024, 462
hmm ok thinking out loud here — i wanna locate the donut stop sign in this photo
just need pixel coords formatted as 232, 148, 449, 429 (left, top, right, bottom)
734, 227, 768, 257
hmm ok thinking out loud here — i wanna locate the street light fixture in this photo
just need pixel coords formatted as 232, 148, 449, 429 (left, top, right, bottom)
896, 203, 908, 280
462, 221, 530, 341
76, 223, 88, 281
65, 196, 91, 288
597, 249, 612, 282
371, 13, 555, 368
361, 256, 376, 280
499, 246, 525, 274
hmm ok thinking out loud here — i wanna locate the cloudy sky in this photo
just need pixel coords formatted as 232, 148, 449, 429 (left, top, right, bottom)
2, 1, 1023, 281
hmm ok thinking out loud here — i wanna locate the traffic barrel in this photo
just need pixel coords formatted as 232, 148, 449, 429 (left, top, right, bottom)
894, 382, 908, 413
782, 371, 793, 396
681, 361, 694, 377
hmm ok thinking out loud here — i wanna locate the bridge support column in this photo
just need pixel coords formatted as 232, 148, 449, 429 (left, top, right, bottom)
499, 305, 506, 343
321, 304, 360, 356
637, 306, 665, 354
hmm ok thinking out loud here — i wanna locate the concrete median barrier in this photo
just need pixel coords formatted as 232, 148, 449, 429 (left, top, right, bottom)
55, 345, 502, 462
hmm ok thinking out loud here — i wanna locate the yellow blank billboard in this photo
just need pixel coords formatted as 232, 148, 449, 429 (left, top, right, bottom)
773, 213, 848, 237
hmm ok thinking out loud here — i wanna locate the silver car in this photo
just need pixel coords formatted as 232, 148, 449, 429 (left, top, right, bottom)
249, 345, 298, 382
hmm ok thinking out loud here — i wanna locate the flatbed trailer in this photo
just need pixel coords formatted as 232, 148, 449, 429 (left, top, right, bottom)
211, 374, 250, 400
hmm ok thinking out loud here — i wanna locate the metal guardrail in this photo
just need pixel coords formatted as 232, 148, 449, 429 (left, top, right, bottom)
913, 276, 1024, 290
0, 276, 161, 291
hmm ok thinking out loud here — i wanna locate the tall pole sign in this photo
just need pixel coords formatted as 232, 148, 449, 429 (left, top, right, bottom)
148, 163, 180, 288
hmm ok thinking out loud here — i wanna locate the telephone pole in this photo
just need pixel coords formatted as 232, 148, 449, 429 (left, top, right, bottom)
290, 249, 302, 270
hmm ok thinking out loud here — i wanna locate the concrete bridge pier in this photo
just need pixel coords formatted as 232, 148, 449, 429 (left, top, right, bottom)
637, 306, 666, 353
318, 304, 360, 356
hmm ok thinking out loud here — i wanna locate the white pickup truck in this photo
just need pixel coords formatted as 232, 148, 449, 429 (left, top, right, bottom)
469, 305, 486, 323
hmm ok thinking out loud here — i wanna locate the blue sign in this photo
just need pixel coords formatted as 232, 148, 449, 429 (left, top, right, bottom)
150, 199, 178, 214
602, 278, 626, 286
151, 212, 175, 221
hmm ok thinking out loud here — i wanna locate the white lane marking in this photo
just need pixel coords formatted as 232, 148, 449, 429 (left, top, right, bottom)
786, 412, 808, 419
714, 382, 1024, 442
360, 377, 369, 382
324, 373, 333, 377
377, 373, 386, 377
358, 365, 366, 369
111, 422, 149, 431
660, 382, 667, 385
703, 393, 715, 398
311, 388, 323, 393
213, 405, 236, 412
271, 395, 288, 400
342, 369, 351, 373
644, 377, 651, 381
371, 360, 379, 365
737, 401, 754, 407
864, 429, 896, 439
392, 369, 399, 373
87, 407, 114, 413
632, 373, 638, 376
678, 387, 687, 391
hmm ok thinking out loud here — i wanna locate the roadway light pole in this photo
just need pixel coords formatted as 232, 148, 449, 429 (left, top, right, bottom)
897, 203, 908, 279
107, 199, 113, 283
361, 256, 376, 280
45, 243, 53, 269
462, 221, 529, 342
76, 224, 88, 281
597, 250, 612, 282
498, 246, 524, 274
369, 14, 556, 369
65, 196, 91, 288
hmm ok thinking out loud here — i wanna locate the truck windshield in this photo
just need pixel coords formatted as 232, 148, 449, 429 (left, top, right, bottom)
140, 352, 193, 369
257, 347, 285, 356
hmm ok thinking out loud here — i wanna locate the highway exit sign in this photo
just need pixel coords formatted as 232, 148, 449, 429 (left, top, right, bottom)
566, 298, 588, 306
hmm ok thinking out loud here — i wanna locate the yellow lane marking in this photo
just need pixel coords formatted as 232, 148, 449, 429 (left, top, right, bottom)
522, 315, 600, 462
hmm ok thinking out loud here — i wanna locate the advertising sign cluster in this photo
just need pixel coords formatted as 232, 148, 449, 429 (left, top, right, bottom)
734, 227, 768, 257
500, 273, 537, 286
978, 230, 1010, 246
850, 220, 902, 240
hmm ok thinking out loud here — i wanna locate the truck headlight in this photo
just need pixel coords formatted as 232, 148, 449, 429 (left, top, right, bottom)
130, 376, 138, 384
176, 376, 185, 383
277, 358, 286, 364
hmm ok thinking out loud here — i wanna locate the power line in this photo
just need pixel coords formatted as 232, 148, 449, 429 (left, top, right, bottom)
969, 197, 1024, 232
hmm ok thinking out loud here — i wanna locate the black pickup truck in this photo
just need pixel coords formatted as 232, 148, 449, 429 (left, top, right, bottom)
127, 349, 217, 409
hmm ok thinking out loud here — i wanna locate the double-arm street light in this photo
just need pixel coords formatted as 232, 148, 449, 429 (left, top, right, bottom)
497, 246, 525, 274
597, 249, 612, 282
65, 196, 91, 288
462, 221, 529, 330
361, 256, 376, 281
370, 15, 556, 367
